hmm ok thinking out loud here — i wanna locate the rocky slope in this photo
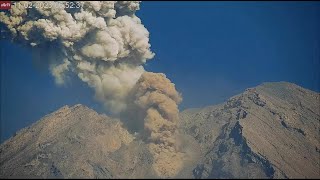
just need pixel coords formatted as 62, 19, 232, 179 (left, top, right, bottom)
0, 82, 319, 178
0, 104, 160, 178
180, 82, 320, 179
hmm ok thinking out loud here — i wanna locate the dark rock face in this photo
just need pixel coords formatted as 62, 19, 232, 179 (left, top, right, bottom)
1, 82, 319, 178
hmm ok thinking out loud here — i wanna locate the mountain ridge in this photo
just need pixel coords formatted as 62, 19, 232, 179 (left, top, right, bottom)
1, 82, 319, 178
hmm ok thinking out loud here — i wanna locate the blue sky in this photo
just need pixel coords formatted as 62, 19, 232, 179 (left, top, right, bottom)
1, 1, 320, 142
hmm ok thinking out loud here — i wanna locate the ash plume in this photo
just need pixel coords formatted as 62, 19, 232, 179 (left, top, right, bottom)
130, 72, 184, 177
1, 1, 153, 113
0, 1, 185, 177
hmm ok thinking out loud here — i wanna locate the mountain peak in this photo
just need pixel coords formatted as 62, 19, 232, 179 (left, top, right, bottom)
180, 82, 320, 179
1, 82, 319, 178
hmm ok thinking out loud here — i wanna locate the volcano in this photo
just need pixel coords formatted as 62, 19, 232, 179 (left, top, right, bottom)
0, 82, 319, 178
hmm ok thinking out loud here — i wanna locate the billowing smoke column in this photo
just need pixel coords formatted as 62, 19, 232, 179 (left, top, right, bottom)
0, 1, 184, 177
0, 1, 154, 113
130, 72, 184, 177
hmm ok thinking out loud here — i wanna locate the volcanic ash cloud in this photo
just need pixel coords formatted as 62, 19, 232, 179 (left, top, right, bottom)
0, 1, 186, 177
130, 72, 184, 177
0, 1, 154, 114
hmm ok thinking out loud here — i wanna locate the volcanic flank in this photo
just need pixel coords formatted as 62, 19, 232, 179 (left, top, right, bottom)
0, 82, 319, 178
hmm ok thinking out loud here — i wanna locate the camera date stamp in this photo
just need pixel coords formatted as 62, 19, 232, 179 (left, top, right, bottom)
11, 1, 84, 9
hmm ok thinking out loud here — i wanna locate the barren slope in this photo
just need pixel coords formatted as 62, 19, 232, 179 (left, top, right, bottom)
1, 82, 319, 178
180, 82, 320, 178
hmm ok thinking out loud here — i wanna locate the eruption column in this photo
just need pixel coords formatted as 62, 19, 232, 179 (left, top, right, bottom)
0, 1, 186, 177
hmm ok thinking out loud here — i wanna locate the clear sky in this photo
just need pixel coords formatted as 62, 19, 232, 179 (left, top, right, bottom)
1, 1, 319, 142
